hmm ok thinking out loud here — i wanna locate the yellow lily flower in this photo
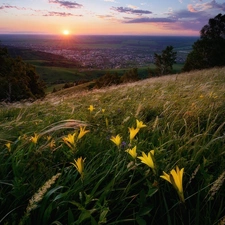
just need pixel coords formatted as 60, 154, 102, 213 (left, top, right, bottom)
77, 126, 90, 140
160, 166, 185, 203
49, 139, 56, 149
5, 142, 11, 152
88, 105, 95, 112
137, 150, 155, 170
128, 127, 140, 141
126, 146, 137, 159
136, 119, 147, 129
110, 134, 122, 147
46, 135, 52, 141
62, 133, 76, 149
71, 157, 85, 178
30, 133, 39, 144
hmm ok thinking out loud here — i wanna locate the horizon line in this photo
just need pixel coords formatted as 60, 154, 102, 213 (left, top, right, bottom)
0, 33, 200, 37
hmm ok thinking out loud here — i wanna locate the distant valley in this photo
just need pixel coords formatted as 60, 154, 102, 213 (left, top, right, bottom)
0, 35, 198, 88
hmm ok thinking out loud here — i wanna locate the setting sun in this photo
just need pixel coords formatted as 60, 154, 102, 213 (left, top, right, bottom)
63, 30, 70, 35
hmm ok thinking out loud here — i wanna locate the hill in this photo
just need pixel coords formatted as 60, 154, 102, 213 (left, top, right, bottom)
0, 67, 225, 224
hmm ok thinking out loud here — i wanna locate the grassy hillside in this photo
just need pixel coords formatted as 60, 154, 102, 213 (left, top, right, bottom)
0, 67, 225, 224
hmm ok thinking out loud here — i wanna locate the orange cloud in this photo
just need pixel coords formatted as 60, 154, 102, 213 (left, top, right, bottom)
187, 4, 198, 13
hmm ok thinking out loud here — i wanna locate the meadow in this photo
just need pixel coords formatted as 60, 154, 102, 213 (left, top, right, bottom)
0, 67, 225, 224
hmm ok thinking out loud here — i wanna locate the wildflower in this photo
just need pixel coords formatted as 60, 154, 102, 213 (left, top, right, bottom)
129, 127, 140, 141
121, 141, 127, 149
136, 119, 147, 129
30, 133, 39, 144
160, 166, 185, 203
21, 134, 28, 140
77, 126, 90, 140
46, 135, 52, 141
62, 133, 76, 149
209, 92, 218, 99
88, 105, 95, 112
126, 146, 137, 159
71, 157, 85, 178
102, 109, 105, 113
49, 139, 56, 149
5, 142, 11, 152
138, 150, 155, 170
110, 134, 122, 147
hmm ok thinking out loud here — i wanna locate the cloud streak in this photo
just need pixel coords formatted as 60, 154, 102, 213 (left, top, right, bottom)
124, 17, 174, 23
111, 6, 152, 15
0, 3, 82, 17
43, 11, 82, 16
0, 4, 26, 10
48, 0, 82, 9
97, 14, 113, 19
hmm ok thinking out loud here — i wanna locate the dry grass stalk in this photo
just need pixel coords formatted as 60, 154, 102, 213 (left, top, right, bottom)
26, 172, 61, 213
207, 171, 225, 201
218, 216, 225, 225
26, 173, 61, 214
186, 164, 200, 188
19, 172, 61, 225
40, 120, 88, 135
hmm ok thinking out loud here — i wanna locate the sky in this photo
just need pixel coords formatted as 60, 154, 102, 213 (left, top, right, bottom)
0, 0, 224, 36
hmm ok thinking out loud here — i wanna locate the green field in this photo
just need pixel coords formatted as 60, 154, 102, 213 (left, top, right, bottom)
26, 58, 184, 92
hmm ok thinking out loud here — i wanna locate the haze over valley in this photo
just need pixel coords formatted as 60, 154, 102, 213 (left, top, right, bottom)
0, 35, 198, 69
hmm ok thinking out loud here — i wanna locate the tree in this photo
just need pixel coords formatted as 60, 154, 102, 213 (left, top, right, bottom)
0, 46, 45, 102
154, 46, 177, 75
120, 68, 139, 83
183, 14, 225, 72
95, 72, 120, 88
200, 13, 225, 39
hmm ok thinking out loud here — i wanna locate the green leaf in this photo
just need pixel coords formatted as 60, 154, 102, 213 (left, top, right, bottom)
68, 208, 75, 224
147, 187, 158, 197
51, 221, 63, 225
76, 210, 91, 224
43, 203, 52, 224
136, 216, 147, 225
68, 201, 84, 211
99, 207, 109, 224
44, 186, 64, 200
138, 206, 153, 217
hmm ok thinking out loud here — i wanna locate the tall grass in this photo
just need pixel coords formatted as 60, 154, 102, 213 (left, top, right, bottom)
0, 67, 225, 224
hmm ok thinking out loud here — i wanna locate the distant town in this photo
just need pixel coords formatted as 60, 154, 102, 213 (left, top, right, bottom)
0, 35, 198, 69
39, 47, 188, 69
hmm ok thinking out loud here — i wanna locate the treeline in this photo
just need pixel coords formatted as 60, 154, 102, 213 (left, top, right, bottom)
0, 47, 45, 102
183, 13, 225, 71
94, 68, 139, 88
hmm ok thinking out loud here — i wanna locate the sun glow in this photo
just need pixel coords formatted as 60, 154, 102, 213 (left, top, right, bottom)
63, 30, 70, 35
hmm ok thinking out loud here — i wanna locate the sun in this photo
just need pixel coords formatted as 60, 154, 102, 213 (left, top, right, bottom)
62, 30, 70, 35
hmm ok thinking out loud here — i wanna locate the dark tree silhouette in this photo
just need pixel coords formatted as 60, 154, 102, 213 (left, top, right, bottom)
0, 46, 45, 102
120, 68, 139, 83
95, 72, 121, 88
154, 46, 177, 75
183, 14, 225, 71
